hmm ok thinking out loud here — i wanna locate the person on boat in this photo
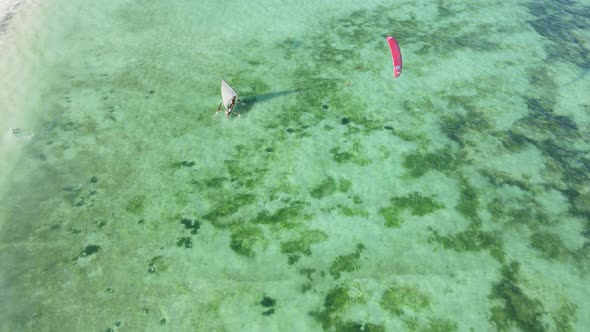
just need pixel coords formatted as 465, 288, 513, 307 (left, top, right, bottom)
226, 96, 240, 118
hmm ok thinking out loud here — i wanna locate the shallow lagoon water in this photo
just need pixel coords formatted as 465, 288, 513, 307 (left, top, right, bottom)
1, 0, 589, 331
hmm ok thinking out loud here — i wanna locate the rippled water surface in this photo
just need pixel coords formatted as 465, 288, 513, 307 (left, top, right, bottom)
1, 0, 589, 330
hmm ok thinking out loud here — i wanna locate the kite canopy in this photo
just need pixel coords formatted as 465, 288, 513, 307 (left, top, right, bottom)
386, 36, 402, 78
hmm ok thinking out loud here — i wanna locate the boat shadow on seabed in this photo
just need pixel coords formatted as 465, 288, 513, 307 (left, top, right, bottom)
238, 89, 300, 115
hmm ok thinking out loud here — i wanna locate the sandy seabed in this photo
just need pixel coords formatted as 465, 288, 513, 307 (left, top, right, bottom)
1, 0, 589, 331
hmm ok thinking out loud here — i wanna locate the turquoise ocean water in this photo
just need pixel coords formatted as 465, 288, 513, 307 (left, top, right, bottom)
1, 0, 589, 330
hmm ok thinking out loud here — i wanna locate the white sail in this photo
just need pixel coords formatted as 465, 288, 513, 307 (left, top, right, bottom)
221, 80, 238, 110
